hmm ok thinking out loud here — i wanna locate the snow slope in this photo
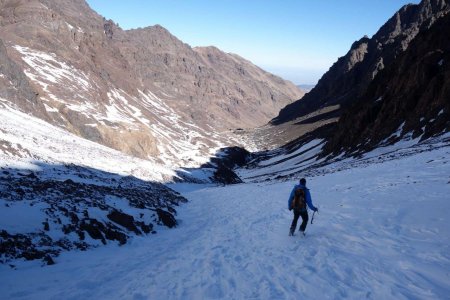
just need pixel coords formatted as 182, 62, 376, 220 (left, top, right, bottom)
0, 100, 176, 182
0, 100, 225, 183
1, 138, 449, 299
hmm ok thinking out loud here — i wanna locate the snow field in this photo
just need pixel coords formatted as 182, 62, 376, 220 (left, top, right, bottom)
1, 144, 449, 299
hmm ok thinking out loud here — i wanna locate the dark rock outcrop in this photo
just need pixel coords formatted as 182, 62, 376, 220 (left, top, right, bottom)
156, 209, 177, 228
202, 147, 250, 184
213, 163, 243, 185
0, 163, 187, 264
107, 210, 141, 234
210, 147, 251, 169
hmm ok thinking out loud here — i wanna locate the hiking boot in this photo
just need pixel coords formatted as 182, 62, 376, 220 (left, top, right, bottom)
299, 230, 306, 237
289, 228, 294, 236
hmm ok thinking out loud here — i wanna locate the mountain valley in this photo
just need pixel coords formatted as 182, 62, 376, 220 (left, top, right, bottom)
0, 1, 449, 297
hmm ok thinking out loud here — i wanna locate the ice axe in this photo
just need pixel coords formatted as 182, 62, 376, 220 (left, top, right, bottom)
311, 209, 317, 224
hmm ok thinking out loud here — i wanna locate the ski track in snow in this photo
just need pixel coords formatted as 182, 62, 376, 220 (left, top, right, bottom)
1, 144, 449, 299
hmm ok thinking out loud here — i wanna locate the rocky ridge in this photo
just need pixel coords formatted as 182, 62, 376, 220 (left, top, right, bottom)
272, 0, 449, 126
322, 12, 450, 155
234, 0, 450, 176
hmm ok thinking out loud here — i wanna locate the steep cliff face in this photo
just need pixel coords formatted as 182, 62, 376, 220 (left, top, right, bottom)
272, 0, 449, 125
0, 0, 302, 166
0, 38, 43, 116
322, 12, 450, 156
0, 0, 162, 160
111, 25, 303, 130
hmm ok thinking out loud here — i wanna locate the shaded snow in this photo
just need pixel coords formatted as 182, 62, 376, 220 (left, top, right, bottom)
238, 139, 325, 180
259, 139, 323, 167
0, 200, 48, 234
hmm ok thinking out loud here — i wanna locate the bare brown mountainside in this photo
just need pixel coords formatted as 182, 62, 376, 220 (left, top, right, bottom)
0, 0, 303, 165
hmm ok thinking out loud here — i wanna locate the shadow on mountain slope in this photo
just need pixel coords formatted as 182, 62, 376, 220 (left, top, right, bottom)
174, 146, 252, 185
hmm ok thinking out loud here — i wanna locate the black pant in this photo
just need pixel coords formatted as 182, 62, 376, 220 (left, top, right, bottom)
290, 210, 308, 232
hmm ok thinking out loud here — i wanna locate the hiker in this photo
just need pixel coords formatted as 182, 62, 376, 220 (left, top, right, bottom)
288, 178, 318, 236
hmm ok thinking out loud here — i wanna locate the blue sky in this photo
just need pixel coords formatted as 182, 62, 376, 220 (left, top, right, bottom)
86, 0, 420, 85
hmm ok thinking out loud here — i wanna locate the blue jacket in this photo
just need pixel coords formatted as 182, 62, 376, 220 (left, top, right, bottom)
287, 184, 317, 211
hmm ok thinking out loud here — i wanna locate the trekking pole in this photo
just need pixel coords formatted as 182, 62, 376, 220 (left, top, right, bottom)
311, 211, 316, 224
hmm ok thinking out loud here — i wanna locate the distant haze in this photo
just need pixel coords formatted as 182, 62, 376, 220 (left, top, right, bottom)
296, 84, 316, 92
262, 65, 326, 85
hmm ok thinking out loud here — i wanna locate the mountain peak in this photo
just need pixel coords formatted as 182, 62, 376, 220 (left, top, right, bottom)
272, 0, 450, 126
